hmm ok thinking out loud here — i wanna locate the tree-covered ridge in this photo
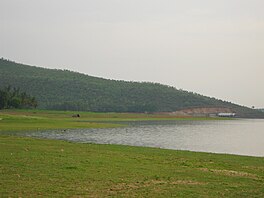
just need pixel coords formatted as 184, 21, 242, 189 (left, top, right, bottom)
0, 86, 37, 109
0, 58, 263, 118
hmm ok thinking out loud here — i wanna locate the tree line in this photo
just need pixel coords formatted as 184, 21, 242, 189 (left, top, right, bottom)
0, 86, 37, 109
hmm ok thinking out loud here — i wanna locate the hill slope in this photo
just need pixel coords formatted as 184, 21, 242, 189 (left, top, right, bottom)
0, 58, 263, 118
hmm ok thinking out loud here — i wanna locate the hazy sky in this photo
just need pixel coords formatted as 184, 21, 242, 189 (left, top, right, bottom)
1, 0, 263, 107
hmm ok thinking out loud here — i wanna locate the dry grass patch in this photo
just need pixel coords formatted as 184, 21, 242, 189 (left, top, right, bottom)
199, 168, 258, 179
108, 179, 205, 192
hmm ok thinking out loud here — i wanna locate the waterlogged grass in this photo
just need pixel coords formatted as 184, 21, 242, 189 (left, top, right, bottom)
1, 136, 264, 197
0, 109, 228, 131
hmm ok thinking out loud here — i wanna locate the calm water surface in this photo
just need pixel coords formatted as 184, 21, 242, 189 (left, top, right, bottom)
7, 119, 264, 157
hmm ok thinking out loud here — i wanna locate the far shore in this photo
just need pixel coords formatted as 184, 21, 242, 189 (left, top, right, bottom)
0, 109, 230, 132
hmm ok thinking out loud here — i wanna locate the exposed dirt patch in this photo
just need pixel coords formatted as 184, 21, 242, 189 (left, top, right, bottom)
107, 179, 206, 194
242, 166, 264, 171
199, 168, 258, 179
108, 183, 139, 191
170, 180, 205, 185
146, 180, 204, 186
169, 107, 234, 116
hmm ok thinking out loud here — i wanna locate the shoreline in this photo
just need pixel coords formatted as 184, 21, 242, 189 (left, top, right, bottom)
3, 133, 264, 158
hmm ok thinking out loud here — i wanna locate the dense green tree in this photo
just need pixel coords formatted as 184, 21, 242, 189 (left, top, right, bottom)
0, 85, 37, 109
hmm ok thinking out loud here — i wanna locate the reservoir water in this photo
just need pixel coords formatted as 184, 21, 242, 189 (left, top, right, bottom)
7, 119, 264, 157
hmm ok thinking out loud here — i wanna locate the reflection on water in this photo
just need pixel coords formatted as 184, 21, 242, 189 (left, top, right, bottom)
5, 119, 264, 157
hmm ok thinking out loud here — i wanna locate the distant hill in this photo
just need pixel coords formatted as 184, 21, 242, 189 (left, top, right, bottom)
0, 58, 263, 118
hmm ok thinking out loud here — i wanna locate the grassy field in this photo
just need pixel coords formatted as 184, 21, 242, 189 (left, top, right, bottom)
1, 110, 263, 197
1, 136, 264, 197
0, 109, 225, 132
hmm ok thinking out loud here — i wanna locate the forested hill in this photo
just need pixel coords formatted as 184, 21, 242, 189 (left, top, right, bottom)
0, 58, 263, 118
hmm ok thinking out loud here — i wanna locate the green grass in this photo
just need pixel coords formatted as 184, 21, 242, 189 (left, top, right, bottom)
0, 109, 228, 132
0, 110, 124, 131
1, 136, 264, 197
